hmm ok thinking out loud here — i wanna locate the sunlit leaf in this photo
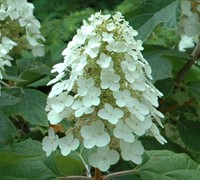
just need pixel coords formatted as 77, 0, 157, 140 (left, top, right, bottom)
125, 0, 180, 41
55, 153, 85, 176
138, 150, 200, 180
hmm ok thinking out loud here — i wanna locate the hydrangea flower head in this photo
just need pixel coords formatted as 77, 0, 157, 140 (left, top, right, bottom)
0, 0, 45, 79
43, 11, 166, 171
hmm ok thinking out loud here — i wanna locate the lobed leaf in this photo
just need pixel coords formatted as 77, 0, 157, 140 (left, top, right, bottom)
177, 119, 200, 153
2, 88, 48, 127
0, 92, 21, 107
0, 112, 19, 146
125, 0, 180, 41
143, 45, 173, 82
138, 150, 200, 180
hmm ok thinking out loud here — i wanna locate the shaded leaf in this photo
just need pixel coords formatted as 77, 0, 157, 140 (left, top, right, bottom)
0, 112, 19, 146
173, 91, 189, 105
113, 175, 141, 180
155, 78, 174, 98
140, 136, 186, 154
143, 45, 173, 82
3, 88, 48, 127
0, 92, 21, 107
187, 80, 200, 101
16, 59, 51, 87
0, 176, 26, 180
177, 119, 200, 153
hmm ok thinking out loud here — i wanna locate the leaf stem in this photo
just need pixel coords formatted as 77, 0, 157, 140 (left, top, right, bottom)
103, 169, 139, 180
57, 169, 138, 180
0, 80, 10, 87
57, 176, 91, 180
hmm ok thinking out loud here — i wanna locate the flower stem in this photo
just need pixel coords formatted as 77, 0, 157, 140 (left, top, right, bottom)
93, 168, 103, 180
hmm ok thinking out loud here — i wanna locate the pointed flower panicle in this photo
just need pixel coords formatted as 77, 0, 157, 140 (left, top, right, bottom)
0, 0, 45, 79
43, 11, 166, 171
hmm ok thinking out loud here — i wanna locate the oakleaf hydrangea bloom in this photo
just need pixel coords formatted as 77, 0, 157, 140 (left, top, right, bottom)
0, 0, 45, 79
43, 11, 166, 171
177, 0, 200, 51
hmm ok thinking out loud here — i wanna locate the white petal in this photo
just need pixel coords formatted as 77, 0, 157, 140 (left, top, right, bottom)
51, 101, 65, 113
98, 109, 108, 120
106, 150, 119, 164
47, 110, 63, 124
70, 139, 80, 150
96, 132, 110, 147
131, 154, 143, 164
84, 137, 96, 148
42, 137, 53, 156
81, 125, 92, 139
97, 160, 110, 172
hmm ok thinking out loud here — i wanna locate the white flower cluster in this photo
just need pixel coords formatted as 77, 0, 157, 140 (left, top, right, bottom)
0, 0, 45, 78
42, 12, 166, 171
177, 0, 200, 51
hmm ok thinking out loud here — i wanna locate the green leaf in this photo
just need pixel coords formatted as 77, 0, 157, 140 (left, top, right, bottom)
138, 150, 200, 180
0, 139, 56, 180
140, 137, 187, 154
55, 153, 85, 176
125, 0, 180, 41
1, 139, 44, 155
16, 59, 51, 87
178, 119, 200, 153
187, 80, 200, 101
3, 88, 48, 127
166, 52, 200, 83
0, 159, 56, 180
27, 76, 51, 88
0, 92, 21, 107
143, 45, 173, 82
0, 176, 26, 180
172, 91, 189, 105
0, 112, 19, 146
155, 78, 174, 98
113, 175, 141, 180
0, 139, 44, 165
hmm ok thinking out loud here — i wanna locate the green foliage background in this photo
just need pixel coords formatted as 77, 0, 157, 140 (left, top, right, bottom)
1, 0, 200, 179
